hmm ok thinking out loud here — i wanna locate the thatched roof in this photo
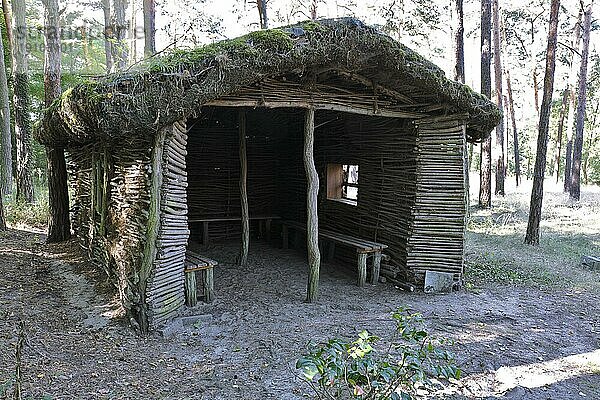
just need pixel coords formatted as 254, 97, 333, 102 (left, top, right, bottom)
36, 18, 501, 146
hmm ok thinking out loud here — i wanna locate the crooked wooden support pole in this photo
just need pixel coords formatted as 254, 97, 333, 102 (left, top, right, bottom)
304, 107, 320, 302
239, 109, 249, 266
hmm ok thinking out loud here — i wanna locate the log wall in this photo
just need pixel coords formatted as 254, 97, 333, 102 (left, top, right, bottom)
146, 121, 189, 326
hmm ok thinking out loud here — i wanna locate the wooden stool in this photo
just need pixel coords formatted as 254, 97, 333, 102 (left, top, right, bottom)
184, 251, 217, 306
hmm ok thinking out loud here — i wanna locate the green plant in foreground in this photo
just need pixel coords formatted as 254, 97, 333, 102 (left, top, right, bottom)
296, 308, 460, 399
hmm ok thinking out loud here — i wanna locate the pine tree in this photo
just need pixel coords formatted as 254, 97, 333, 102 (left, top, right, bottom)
143, 0, 155, 56
570, 3, 592, 201
492, 0, 505, 195
11, 0, 33, 203
525, 0, 560, 245
43, 0, 71, 243
479, 0, 492, 208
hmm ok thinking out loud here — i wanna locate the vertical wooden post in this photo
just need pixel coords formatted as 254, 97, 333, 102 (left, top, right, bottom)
239, 109, 249, 266
304, 107, 320, 303
371, 252, 381, 285
357, 253, 367, 287
203, 268, 214, 303
184, 271, 197, 307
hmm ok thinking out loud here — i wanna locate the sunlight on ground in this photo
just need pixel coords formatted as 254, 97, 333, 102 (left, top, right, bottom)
494, 349, 600, 392
0, 248, 37, 256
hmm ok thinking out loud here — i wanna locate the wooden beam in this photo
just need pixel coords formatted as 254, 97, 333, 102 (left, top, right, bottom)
204, 99, 424, 119
304, 107, 320, 303
238, 109, 249, 267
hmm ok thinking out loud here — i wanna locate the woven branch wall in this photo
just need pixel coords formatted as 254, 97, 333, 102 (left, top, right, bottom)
67, 136, 154, 321
407, 116, 467, 284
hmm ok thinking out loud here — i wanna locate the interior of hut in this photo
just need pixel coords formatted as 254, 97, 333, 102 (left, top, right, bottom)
185, 105, 417, 277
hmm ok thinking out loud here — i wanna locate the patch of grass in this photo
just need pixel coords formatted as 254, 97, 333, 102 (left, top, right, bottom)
3, 182, 49, 230
465, 251, 566, 288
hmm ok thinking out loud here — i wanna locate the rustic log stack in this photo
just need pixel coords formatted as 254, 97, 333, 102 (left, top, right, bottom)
145, 120, 189, 326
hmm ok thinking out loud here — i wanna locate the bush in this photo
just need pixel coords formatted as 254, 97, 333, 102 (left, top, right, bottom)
296, 308, 460, 400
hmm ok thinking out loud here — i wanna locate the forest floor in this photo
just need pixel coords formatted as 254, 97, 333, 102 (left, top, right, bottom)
1, 179, 599, 399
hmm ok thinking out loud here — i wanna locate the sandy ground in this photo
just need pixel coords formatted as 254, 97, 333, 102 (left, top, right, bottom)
1, 180, 599, 399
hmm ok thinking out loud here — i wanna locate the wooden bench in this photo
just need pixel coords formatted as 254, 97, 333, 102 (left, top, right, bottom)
282, 220, 388, 287
188, 215, 280, 244
184, 251, 217, 306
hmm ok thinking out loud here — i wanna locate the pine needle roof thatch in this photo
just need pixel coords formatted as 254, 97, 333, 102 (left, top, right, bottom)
36, 18, 501, 146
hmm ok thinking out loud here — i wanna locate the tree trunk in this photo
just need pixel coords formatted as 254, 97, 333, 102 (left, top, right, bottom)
524, 0, 560, 246
555, 88, 568, 183
310, 0, 317, 20
564, 139, 573, 191
564, 11, 582, 192
0, 8, 11, 196
11, 0, 33, 203
570, 4, 592, 201
143, 0, 155, 56
492, 0, 505, 196
453, 0, 468, 210
102, 0, 113, 73
0, 184, 5, 230
129, 1, 136, 64
257, 0, 268, 29
112, 0, 128, 71
453, 0, 465, 83
505, 68, 520, 186
479, 0, 492, 208
43, 0, 71, 243
238, 110, 249, 267
304, 107, 320, 303
2, 0, 13, 49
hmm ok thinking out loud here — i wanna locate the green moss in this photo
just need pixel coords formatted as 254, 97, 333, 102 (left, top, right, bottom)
38, 17, 502, 147
246, 28, 294, 52
300, 20, 326, 33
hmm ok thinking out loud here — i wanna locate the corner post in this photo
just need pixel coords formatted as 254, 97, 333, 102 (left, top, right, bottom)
304, 107, 320, 302
239, 109, 249, 266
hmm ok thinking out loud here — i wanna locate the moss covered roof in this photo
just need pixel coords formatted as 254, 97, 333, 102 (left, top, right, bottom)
36, 18, 501, 146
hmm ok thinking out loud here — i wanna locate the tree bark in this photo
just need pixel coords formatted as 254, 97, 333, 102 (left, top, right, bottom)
310, 0, 317, 20
505, 68, 520, 186
0, 183, 5, 230
143, 0, 155, 56
11, 0, 33, 203
453, 0, 468, 210
43, 0, 71, 243
0, 8, 11, 196
112, 0, 128, 71
525, 0, 560, 246
102, 0, 113, 73
1, 0, 13, 50
564, 139, 573, 191
564, 10, 582, 192
453, 0, 465, 83
238, 110, 249, 267
570, 3, 592, 201
304, 107, 320, 303
479, 0, 492, 208
555, 88, 568, 183
257, 0, 268, 29
492, 0, 505, 196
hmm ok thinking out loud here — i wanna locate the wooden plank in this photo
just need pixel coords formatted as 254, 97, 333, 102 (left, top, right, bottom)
205, 99, 424, 119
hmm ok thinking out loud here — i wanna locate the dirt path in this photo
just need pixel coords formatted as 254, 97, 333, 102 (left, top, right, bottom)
1, 226, 599, 399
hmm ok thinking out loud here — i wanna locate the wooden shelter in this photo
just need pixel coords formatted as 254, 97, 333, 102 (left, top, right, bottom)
37, 19, 500, 331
